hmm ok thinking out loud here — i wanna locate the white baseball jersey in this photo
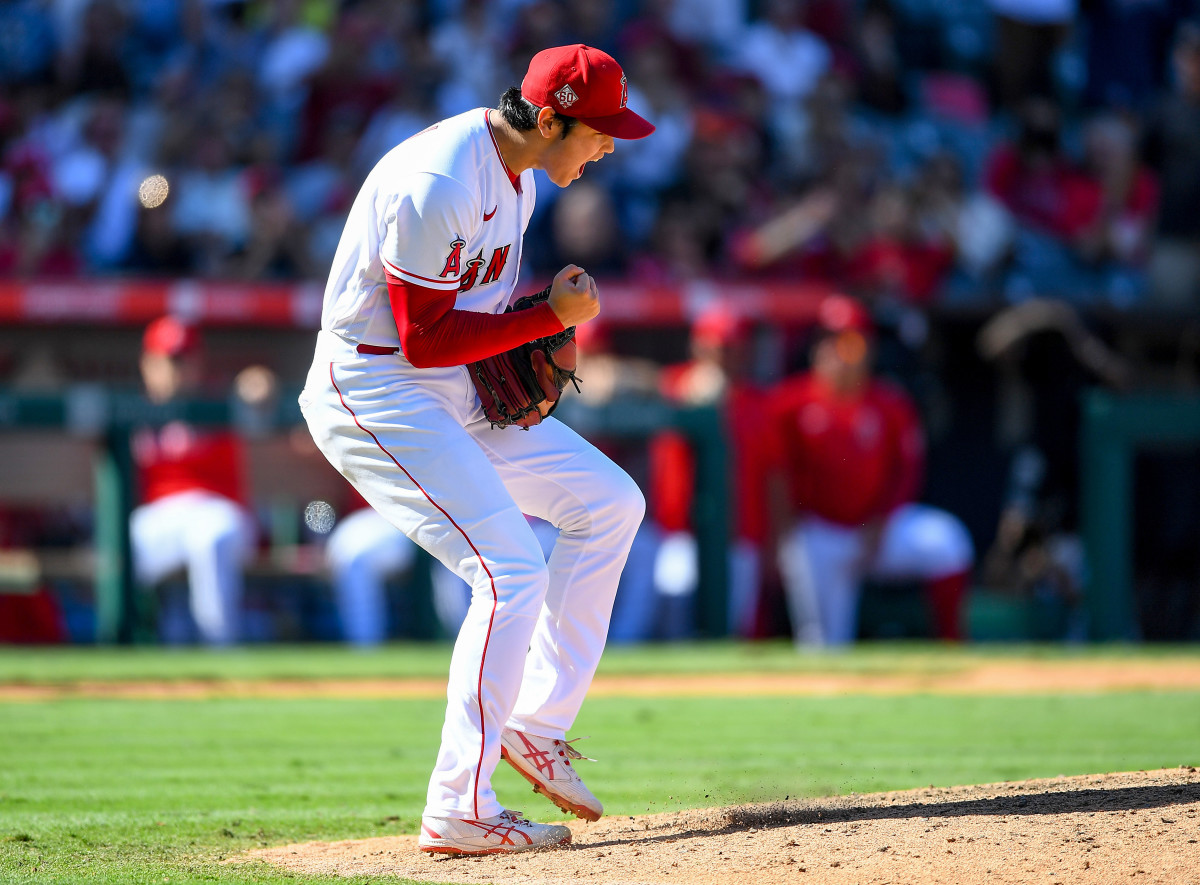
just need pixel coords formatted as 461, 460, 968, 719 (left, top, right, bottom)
300, 107, 645, 824
321, 108, 536, 353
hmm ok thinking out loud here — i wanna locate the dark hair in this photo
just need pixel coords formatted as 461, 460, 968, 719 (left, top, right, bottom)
498, 86, 578, 139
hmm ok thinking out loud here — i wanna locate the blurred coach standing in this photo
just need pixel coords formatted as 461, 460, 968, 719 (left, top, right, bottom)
129, 317, 256, 645
766, 295, 974, 645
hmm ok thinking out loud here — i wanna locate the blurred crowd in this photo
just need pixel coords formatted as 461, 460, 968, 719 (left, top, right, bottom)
2, 0, 1200, 312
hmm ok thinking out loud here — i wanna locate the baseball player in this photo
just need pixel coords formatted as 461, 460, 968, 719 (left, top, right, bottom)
766, 295, 974, 645
298, 45, 653, 854
649, 306, 773, 638
130, 317, 256, 645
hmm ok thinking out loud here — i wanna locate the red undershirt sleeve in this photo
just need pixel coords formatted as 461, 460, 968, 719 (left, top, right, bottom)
386, 272, 565, 368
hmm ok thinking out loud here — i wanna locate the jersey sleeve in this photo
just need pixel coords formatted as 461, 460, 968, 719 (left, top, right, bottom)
379, 173, 479, 292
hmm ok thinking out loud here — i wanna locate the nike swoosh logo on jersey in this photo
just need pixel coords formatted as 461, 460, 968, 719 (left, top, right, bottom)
483, 206, 497, 222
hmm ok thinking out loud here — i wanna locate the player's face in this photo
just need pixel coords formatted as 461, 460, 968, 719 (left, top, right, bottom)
539, 120, 615, 188
140, 352, 202, 404
813, 333, 872, 392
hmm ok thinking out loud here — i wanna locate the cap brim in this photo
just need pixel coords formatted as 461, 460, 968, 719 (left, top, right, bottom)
576, 108, 655, 140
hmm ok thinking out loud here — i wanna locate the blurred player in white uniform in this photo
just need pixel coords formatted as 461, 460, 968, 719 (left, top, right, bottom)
299, 45, 653, 854
130, 317, 256, 645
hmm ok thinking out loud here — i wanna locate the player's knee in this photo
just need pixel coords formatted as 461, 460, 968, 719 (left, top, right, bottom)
600, 469, 645, 534
560, 466, 644, 543
615, 472, 646, 529
188, 514, 253, 562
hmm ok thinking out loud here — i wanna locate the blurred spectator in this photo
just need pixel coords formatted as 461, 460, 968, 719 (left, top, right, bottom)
224, 167, 319, 279
732, 0, 833, 103
765, 295, 974, 645
57, 0, 135, 99
0, 142, 83, 277
662, 0, 748, 54
1073, 114, 1159, 301
847, 182, 957, 304
984, 98, 1091, 239
1143, 20, 1200, 312
129, 316, 256, 645
976, 298, 1135, 632
169, 126, 251, 275
851, 0, 909, 116
430, 0, 506, 116
544, 180, 624, 276
0, 2, 56, 85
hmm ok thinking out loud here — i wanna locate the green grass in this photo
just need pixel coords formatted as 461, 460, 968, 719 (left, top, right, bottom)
1, 644, 1198, 884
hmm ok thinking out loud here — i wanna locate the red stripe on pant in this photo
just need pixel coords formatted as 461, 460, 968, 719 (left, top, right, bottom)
327, 361, 499, 818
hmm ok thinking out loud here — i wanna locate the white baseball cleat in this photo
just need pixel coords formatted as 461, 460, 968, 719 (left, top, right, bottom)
500, 729, 604, 822
417, 809, 571, 855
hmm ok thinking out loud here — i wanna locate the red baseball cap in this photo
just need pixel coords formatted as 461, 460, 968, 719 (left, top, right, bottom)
692, 304, 753, 347
521, 44, 655, 140
816, 294, 875, 338
143, 316, 201, 357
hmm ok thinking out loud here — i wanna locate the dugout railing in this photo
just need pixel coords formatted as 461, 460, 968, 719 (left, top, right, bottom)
1080, 389, 1200, 641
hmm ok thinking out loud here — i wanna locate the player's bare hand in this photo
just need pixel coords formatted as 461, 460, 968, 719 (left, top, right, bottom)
547, 264, 600, 327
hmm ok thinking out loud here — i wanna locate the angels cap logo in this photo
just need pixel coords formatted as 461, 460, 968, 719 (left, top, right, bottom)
555, 84, 578, 108
620, 74, 628, 109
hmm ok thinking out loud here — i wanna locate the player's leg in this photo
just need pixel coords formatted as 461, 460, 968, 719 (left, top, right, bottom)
868, 504, 975, 640
129, 496, 190, 589
728, 538, 762, 639
325, 507, 417, 645
469, 416, 643, 821
470, 415, 644, 737
301, 357, 549, 823
179, 492, 255, 645
778, 517, 863, 645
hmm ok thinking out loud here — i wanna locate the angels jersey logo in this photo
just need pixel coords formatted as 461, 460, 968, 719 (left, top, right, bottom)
444, 242, 512, 293
555, 84, 578, 108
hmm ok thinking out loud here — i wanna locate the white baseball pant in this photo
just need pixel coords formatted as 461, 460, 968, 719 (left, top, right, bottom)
129, 490, 255, 645
300, 331, 644, 821
778, 504, 974, 645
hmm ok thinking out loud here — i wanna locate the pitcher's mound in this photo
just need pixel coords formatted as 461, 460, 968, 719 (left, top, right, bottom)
243, 767, 1200, 885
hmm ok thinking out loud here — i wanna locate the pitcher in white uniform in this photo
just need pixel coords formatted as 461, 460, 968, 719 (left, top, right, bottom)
298, 44, 653, 855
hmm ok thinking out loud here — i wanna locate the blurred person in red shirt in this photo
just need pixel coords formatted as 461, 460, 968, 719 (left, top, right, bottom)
1074, 115, 1158, 269
649, 304, 773, 637
129, 317, 255, 645
984, 97, 1096, 241
765, 295, 974, 645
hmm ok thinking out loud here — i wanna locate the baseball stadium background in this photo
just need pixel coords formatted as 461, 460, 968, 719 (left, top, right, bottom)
1, 1, 1199, 884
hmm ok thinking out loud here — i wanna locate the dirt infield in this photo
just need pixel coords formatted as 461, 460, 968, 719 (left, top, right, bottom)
243, 767, 1200, 885
6, 657, 1200, 700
